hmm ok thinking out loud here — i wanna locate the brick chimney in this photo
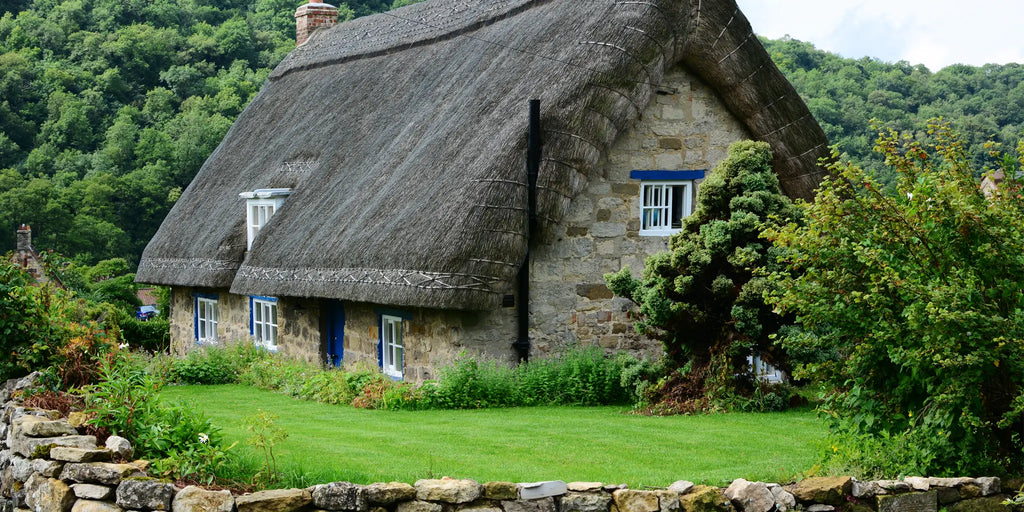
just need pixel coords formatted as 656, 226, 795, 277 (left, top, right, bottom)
16, 224, 31, 254
295, 1, 339, 46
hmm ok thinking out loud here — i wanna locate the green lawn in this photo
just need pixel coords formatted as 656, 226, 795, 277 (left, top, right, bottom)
160, 384, 825, 487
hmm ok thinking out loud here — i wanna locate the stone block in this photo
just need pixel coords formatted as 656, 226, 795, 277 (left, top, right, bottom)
71, 499, 124, 512
658, 138, 683, 150
173, 485, 234, 512
365, 482, 415, 505
71, 483, 113, 500
937, 486, 961, 504
575, 284, 613, 300
770, 487, 796, 512
567, 483, 603, 492
679, 485, 733, 512
875, 480, 912, 494
851, 479, 880, 498
502, 497, 555, 512
518, 481, 566, 500
33, 458, 64, 478
904, 477, 931, 491
655, 489, 679, 512
16, 416, 76, 438
562, 492, 612, 512
414, 479, 482, 504
613, 489, 659, 512
975, 477, 1000, 496
483, 481, 517, 500
806, 506, 834, 512
590, 223, 626, 238
10, 434, 97, 459
49, 447, 111, 463
877, 491, 937, 512
667, 481, 694, 495
59, 462, 144, 486
311, 481, 367, 511
116, 479, 175, 511
396, 500, 442, 512
948, 496, 1012, 512
24, 473, 74, 512
724, 479, 773, 512
789, 477, 852, 505
235, 488, 312, 512
103, 436, 133, 461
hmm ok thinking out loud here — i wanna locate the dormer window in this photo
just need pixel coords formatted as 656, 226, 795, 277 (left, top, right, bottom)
239, 188, 292, 250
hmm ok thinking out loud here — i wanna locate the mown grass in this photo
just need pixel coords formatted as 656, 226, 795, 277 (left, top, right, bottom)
160, 384, 825, 487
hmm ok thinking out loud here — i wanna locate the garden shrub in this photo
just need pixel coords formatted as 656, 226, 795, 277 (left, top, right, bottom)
423, 353, 518, 409
765, 122, 1024, 476
605, 141, 799, 411
169, 346, 241, 385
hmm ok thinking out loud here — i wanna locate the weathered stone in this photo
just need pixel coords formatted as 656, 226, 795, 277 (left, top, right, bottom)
16, 416, 76, 438
32, 458, 64, 478
931, 477, 974, 488
364, 482, 415, 505
561, 492, 612, 512
49, 447, 111, 463
172, 485, 234, 512
806, 506, 834, 512
875, 480, 912, 493
566, 483, 603, 492
71, 499, 124, 512
395, 501, 442, 512
975, 477, 1000, 496
679, 486, 733, 512
519, 481, 567, 500
414, 479, 482, 504
877, 491, 937, 512
10, 457, 32, 482
311, 481, 367, 511
937, 486, 961, 504
103, 437, 133, 461
724, 479, 773, 512
851, 479, 881, 498
960, 484, 982, 499
770, 487, 796, 512
67, 412, 89, 429
0, 466, 13, 498
789, 477, 852, 506
613, 489, 659, 512
483, 481, 517, 500
501, 497, 555, 512
115, 478, 175, 510
947, 496, 1012, 512
24, 473, 74, 512
10, 434, 97, 459
0, 450, 10, 471
904, 477, 931, 491
575, 284, 613, 301
658, 138, 683, 150
59, 462, 144, 485
71, 483, 114, 500
235, 488, 312, 512
461, 506, 501, 512
667, 481, 695, 495
655, 489, 679, 512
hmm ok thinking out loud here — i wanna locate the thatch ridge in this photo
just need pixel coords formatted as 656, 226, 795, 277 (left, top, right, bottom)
137, 0, 828, 310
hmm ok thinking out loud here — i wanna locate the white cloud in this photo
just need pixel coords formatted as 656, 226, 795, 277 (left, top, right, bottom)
736, 0, 1024, 71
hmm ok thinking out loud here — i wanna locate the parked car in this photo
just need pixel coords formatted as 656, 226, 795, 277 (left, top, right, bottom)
136, 305, 159, 321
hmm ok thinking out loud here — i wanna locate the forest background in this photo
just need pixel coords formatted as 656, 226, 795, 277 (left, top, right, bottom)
2, 0, 1024, 268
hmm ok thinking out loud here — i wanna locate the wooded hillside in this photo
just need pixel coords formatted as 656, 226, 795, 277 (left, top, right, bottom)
1, 1, 1021, 266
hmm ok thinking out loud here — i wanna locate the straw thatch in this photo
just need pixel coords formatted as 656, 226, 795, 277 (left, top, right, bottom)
136, 0, 829, 310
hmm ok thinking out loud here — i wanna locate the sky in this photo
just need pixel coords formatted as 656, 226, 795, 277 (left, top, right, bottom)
735, 0, 1024, 72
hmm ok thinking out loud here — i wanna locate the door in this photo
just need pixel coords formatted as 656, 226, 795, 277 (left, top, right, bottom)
325, 300, 345, 367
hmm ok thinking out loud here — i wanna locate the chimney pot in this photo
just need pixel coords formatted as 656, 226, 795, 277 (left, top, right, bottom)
295, 1, 339, 47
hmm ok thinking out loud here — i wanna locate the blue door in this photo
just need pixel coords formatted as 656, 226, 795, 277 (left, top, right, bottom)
325, 300, 345, 367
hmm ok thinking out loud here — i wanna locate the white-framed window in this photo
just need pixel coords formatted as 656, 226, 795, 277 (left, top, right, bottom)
239, 188, 292, 250
631, 170, 704, 236
251, 296, 279, 350
195, 296, 218, 344
380, 314, 404, 380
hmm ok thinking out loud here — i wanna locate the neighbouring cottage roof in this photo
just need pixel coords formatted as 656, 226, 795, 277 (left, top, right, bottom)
136, 0, 829, 310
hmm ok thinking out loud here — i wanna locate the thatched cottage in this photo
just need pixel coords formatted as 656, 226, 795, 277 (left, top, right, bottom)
136, 0, 829, 381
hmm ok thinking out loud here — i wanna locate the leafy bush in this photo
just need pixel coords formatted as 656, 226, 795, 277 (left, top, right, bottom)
170, 346, 241, 385
765, 122, 1024, 476
605, 141, 799, 409
119, 315, 171, 352
423, 354, 517, 409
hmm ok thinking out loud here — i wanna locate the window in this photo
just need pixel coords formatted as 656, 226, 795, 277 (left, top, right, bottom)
251, 296, 278, 350
380, 315, 403, 379
239, 188, 292, 250
195, 295, 218, 344
630, 170, 705, 236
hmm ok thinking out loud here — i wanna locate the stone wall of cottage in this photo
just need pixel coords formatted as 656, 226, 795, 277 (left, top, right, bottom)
169, 287, 322, 364
0, 375, 1015, 512
526, 64, 751, 359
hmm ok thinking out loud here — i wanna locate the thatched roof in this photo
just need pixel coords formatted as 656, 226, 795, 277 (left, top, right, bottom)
137, 0, 829, 310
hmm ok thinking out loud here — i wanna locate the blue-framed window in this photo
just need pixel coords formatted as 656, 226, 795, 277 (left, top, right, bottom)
377, 309, 411, 380
249, 296, 279, 351
193, 293, 218, 345
630, 170, 705, 236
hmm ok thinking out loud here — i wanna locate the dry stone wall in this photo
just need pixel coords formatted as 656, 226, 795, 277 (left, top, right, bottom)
0, 375, 1016, 512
